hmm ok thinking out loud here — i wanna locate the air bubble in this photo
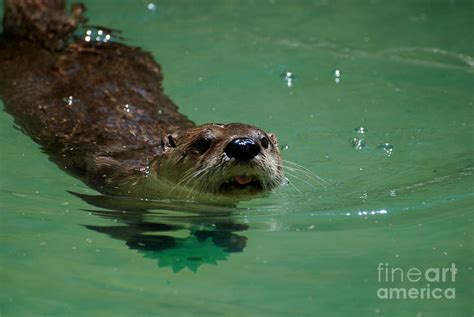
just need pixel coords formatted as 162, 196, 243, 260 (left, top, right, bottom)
354, 126, 368, 134
334, 69, 341, 84
350, 137, 366, 150
281, 71, 295, 87
83, 28, 112, 43
378, 143, 394, 156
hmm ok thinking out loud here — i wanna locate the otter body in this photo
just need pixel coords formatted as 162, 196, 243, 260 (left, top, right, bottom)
0, 37, 193, 195
0, 1, 283, 200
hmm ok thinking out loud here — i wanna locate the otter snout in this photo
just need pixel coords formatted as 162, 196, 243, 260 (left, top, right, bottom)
224, 138, 260, 161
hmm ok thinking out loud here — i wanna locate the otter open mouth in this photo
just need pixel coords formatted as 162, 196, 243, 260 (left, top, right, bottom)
219, 175, 263, 194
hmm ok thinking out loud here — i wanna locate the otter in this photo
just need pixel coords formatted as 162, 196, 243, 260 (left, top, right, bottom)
0, 0, 283, 202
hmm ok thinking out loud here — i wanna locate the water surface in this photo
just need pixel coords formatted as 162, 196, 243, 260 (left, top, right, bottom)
1, 0, 473, 316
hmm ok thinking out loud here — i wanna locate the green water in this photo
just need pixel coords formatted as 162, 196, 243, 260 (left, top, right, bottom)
1, 0, 473, 316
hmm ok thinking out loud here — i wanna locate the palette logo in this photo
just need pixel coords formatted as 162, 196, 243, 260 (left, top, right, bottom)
376, 263, 457, 300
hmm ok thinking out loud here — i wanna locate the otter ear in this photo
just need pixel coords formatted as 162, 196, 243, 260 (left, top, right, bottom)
268, 133, 278, 146
161, 133, 178, 150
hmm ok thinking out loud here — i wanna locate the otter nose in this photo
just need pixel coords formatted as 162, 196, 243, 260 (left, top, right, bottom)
225, 138, 261, 161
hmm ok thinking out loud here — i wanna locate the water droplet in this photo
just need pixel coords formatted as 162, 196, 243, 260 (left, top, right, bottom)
282, 71, 295, 80
378, 143, 394, 156
83, 28, 112, 43
334, 69, 341, 83
281, 71, 295, 87
354, 126, 367, 134
63, 96, 75, 106
147, 3, 157, 11
350, 137, 366, 150
280, 144, 289, 150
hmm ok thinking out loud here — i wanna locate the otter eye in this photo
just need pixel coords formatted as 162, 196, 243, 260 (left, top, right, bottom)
260, 137, 269, 149
194, 137, 213, 153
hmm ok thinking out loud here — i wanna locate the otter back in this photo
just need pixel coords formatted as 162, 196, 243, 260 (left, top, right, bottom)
0, 0, 194, 193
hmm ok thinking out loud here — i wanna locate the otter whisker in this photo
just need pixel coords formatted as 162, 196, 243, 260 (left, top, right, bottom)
285, 177, 303, 195
183, 166, 212, 199
280, 164, 319, 181
279, 165, 327, 189
170, 169, 206, 197
283, 170, 319, 190
168, 166, 199, 195
175, 166, 210, 199
206, 165, 224, 194
281, 160, 330, 186
173, 164, 210, 198
282, 159, 315, 173
282, 159, 329, 180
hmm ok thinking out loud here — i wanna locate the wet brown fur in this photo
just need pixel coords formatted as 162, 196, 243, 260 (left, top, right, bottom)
155, 123, 282, 199
0, 0, 282, 198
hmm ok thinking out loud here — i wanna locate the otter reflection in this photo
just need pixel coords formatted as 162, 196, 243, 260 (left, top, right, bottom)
74, 192, 248, 272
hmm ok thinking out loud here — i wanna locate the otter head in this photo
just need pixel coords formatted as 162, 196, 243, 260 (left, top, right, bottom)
152, 123, 283, 201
